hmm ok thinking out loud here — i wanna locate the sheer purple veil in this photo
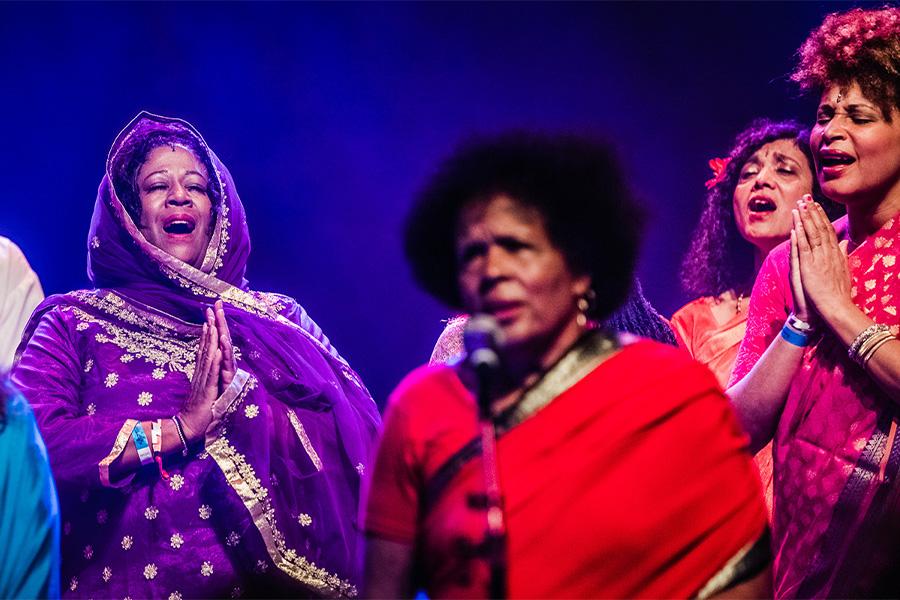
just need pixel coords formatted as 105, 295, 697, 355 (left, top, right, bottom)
60, 112, 381, 596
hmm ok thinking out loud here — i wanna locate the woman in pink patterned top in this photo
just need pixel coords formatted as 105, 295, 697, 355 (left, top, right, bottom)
727, 7, 900, 597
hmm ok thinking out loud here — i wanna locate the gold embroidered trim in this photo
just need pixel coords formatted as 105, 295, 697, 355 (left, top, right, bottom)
206, 369, 253, 444
206, 435, 356, 597
65, 305, 198, 380
99, 419, 139, 488
288, 411, 324, 472
503, 330, 620, 428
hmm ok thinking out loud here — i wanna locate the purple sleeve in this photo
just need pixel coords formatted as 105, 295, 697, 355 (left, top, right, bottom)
11, 308, 136, 490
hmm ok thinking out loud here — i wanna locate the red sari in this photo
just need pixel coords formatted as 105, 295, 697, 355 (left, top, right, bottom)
730, 214, 900, 597
365, 338, 768, 598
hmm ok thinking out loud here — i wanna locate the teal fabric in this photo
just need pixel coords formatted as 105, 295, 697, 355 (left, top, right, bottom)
0, 388, 60, 599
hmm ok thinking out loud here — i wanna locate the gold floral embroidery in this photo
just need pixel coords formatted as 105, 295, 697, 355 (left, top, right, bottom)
255, 559, 269, 574
170, 533, 184, 549
91, 236, 100, 249
83, 545, 94, 559
76, 322, 89, 331
64, 294, 199, 380
199, 504, 212, 520
244, 404, 260, 419
169, 473, 185, 491
201, 561, 214, 576
138, 392, 153, 406
287, 411, 323, 471
86, 403, 97, 416
298, 514, 312, 527
121, 535, 134, 550
355, 463, 365, 475
231, 587, 242, 598
168, 593, 182, 600
143, 563, 158, 580
102, 566, 112, 583
145, 506, 159, 520
152, 367, 166, 380
226, 531, 241, 547
97, 509, 108, 524
84, 359, 94, 373
105, 373, 119, 387
206, 435, 356, 597
69, 577, 78, 591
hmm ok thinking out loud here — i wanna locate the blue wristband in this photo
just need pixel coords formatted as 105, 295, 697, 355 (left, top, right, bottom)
131, 423, 153, 466
781, 324, 810, 347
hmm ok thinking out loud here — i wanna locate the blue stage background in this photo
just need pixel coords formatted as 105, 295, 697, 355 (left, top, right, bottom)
0, 2, 855, 406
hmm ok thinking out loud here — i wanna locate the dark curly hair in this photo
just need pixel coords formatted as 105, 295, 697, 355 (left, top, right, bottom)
606, 278, 677, 346
404, 132, 645, 322
680, 118, 840, 299
792, 6, 900, 119
110, 126, 222, 225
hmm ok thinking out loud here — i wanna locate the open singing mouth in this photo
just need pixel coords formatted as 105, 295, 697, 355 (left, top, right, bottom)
749, 197, 776, 213
162, 214, 197, 234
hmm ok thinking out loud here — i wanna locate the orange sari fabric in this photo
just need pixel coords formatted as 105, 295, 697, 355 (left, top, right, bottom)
364, 340, 767, 598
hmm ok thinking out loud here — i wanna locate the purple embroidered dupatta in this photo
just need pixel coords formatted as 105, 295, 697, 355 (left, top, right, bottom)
13, 113, 380, 598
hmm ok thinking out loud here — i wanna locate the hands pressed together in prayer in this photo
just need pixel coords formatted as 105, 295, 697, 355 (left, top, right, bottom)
789, 195, 853, 327
178, 300, 237, 442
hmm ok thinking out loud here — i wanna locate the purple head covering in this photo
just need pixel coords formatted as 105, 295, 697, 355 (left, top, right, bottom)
88, 112, 251, 319
15, 112, 380, 597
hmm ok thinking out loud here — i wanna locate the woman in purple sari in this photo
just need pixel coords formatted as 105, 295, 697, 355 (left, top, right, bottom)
12, 112, 380, 599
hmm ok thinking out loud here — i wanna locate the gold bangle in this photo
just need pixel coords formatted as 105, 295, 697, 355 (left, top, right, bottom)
862, 335, 897, 367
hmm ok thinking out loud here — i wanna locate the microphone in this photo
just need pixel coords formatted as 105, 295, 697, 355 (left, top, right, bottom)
464, 314, 504, 374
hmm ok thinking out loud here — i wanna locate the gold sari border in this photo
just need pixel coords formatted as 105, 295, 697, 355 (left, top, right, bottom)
505, 329, 620, 430
99, 419, 139, 488
288, 411, 324, 472
205, 435, 356, 598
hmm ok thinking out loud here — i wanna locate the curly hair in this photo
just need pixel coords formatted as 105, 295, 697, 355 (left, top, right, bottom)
404, 132, 645, 322
110, 126, 222, 225
606, 278, 677, 346
792, 6, 900, 119
680, 118, 841, 299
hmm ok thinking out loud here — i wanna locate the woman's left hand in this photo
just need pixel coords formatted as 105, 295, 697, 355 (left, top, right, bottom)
793, 200, 853, 323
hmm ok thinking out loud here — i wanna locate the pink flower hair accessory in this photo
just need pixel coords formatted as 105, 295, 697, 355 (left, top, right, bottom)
704, 157, 731, 190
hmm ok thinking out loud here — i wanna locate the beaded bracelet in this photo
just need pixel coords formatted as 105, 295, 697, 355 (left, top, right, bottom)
171, 415, 190, 457
131, 422, 153, 466
781, 324, 811, 347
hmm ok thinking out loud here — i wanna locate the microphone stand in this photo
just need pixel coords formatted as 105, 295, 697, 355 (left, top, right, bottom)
474, 362, 508, 600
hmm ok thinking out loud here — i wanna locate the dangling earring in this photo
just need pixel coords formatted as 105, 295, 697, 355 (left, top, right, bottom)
576, 289, 596, 328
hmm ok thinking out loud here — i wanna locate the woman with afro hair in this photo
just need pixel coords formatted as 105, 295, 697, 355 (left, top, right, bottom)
728, 6, 900, 597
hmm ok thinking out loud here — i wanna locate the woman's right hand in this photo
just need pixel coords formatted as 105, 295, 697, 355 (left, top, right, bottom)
789, 197, 813, 322
178, 307, 222, 442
